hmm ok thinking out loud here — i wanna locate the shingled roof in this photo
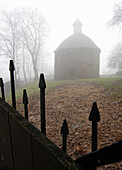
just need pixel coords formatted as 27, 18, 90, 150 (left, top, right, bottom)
55, 32, 101, 52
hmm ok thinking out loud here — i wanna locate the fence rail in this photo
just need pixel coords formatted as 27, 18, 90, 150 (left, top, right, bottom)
75, 140, 122, 169
0, 60, 122, 169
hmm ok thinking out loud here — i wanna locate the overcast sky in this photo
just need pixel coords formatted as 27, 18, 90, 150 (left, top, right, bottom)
0, 0, 121, 81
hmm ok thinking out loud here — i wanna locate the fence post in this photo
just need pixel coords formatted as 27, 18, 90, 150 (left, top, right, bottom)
0, 78, 5, 100
61, 119, 69, 153
39, 73, 46, 136
89, 102, 100, 170
23, 89, 28, 120
89, 102, 100, 151
9, 60, 16, 109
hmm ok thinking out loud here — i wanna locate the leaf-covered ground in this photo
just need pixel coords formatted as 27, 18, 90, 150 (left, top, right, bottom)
18, 81, 122, 169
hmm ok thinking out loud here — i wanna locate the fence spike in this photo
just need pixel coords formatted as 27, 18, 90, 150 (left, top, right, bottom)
0, 78, 4, 87
9, 60, 15, 71
61, 119, 69, 153
23, 89, 28, 120
23, 89, 28, 104
9, 60, 16, 109
61, 119, 69, 136
89, 102, 100, 122
39, 73, 46, 135
89, 102, 100, 157
39, 73, 46, 89
0, 78, 5, 100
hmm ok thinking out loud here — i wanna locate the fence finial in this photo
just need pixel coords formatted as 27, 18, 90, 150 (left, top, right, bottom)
39, 73, 46, 89
23, 89, 28, 120
89, 102, 100, 122
89, 102, 100, 154
0, 78, 4, 87
9, 60, 15, 71
61, 119, 69, 153
0, 78, 5, 100
9, 60, 16, 109
23, 89, 28, 104
61, 119, 69, 136
39, 73, 46, 135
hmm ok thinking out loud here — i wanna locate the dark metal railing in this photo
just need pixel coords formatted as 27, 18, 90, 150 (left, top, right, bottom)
39, 73, 46, 136
9, 60, 16, 109
0, 60, 121, 169
23, 89, 29, 120
75, 139, 122, 169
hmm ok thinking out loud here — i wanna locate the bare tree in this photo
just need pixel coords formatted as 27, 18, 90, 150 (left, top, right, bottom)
19, 8, 48, 81
0, 9, 21, 82
107, 42, 122, 72
108, 1, 122, 29
107, 1, 122, 74
0, 7, 49, 82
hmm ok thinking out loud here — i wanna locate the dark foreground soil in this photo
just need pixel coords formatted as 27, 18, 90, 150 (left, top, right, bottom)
18, 81, 122, 169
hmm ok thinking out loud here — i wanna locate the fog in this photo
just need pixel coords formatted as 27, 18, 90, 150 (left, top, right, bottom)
0, 0, 121, 83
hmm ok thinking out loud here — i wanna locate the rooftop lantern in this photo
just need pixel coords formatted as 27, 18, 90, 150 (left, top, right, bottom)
73, 19, 82, 34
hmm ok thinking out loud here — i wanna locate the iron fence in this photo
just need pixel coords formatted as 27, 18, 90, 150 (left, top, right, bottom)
0, 60, 121, 170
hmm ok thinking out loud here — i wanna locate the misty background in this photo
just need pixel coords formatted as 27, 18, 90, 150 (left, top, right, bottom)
0, 0, 122, 83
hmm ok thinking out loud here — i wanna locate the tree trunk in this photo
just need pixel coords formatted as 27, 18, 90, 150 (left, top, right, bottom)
33, 66, 38, 81
22, 44, 27, 82
22, 55, 27, 82
16, 63, 21, 82
23, 65, 27, 82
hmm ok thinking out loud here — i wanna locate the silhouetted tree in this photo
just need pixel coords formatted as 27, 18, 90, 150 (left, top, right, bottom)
109, 1, 122, 29
107, 1, 122, 73
0, 9, 21, 82
107, 42, 122, 72
0, 7, 49, 81
19, 8, 48, 81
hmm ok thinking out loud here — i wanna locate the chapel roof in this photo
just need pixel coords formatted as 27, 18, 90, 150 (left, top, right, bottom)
55, 19, 101, 52
55, 32, 101, 52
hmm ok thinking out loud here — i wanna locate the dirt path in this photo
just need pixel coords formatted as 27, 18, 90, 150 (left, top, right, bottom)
20, 81, 122, 169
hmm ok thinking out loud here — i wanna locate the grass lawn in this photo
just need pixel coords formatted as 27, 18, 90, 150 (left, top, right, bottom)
78, 76, 122, 100
5, 80, 68, 103
3, 76, 122, 104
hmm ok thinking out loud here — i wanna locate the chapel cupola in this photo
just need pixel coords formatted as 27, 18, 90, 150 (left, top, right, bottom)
73, 19, 82, 34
